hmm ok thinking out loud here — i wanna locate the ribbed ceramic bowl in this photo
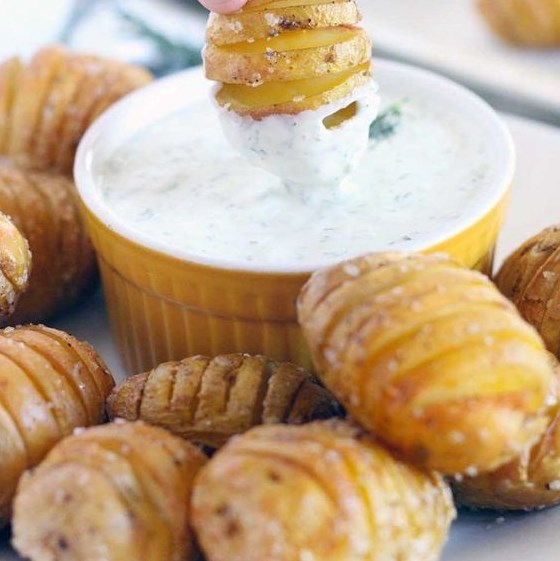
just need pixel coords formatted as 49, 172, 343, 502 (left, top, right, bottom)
75, 59, 515, 375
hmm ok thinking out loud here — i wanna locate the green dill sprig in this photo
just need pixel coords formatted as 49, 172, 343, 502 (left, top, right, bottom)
369, 101, 406, 142
118, 9, 202, 73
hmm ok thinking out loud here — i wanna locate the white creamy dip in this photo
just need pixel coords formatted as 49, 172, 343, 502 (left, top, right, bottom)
96, 91, 495, 272
218, 82, 380, 188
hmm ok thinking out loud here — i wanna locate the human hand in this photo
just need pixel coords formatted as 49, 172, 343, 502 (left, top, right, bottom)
198, 0, 248, 13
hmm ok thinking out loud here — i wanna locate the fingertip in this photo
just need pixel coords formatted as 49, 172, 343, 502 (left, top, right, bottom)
199, 0, 248, 14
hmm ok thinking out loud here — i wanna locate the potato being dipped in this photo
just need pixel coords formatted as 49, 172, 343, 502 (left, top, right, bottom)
204, 0, 379, 186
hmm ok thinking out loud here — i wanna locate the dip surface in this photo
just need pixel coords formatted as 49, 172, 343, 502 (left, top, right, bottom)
96, 88, 497, 272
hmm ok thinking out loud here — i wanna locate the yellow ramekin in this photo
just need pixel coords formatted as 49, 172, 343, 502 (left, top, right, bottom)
75, 60, 515, 375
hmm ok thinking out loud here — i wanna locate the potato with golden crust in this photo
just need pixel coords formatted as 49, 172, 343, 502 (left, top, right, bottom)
297, 252, 555, 475
205, 0, 372, 117
0, 159, 96, 324
0, 324, 115, 528
478, 0, 560, 47
495, 225, 560, 359
0, 45, 152, 175
12, 421, 207, 561
107, 353, 342, 449
0, 211, 31, 318
192, 420, 455, 561
453, 354, 560, 510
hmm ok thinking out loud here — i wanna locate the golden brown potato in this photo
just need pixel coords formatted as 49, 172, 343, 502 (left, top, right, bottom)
0, 211, 31, 318
0, 324, 115, 527
12, 421, 207, 561
298, 252, 555, 475
192, 420, 455, 561
0, 45, 152, 175
453, 354, 560, 510
204, 0, 372, 117
0, 159, 96, 324
107, 353, 342, 449
478, 0, 560, 46
206, 1, 361, 46
495, 225, 560, 359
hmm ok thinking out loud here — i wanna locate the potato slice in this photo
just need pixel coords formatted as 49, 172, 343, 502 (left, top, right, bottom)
0, 57, 22, 153
205, 26, 370, 85
243, 0, 352, 11
30, 54, 91, 171
298, 252, 555, 475
216, 62, 371, 117
206, 2, 361, 45
7, 46, 65, 169
12, 422, 207, 561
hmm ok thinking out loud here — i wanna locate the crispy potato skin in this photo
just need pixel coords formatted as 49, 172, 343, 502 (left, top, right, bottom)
453, 355, 560, 510
297, 252, 555, 475
204, 0, 372, 116
495, 225, 560, 360
107, 353, 343, 449
0, 159, 97, 325
0, 212, 31, 318
192, 420, 455, 561
478, 0, 560, 46
0, 46, 152, 175
0, 324, 115, 528
12, 421, 207, 561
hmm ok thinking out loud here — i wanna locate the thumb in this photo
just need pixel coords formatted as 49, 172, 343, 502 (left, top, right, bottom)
198, 0, 248, 13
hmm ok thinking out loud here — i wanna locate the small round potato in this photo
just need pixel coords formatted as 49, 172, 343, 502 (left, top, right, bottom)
192, 420, 455, 561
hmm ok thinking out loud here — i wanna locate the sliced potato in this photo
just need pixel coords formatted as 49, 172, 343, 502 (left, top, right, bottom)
205, 27, 370, 85
192, 420, 455, 561
297, 252, 555, 475
215, 62, 371, 117
242, 0, 354, 12
107, 354, 342, 449
12, 422, 207, 561
206, 2, 361, 45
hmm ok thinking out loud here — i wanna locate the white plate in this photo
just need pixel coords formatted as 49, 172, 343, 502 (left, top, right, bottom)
1, 112, 560, 560
360, 0, 560, 122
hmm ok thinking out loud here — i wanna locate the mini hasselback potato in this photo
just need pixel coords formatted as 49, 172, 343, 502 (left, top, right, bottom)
192, 420, 455, 561
0, 211, 31, 318
0, 324, 115, 527
495, 225, 560, 359
298, 252, 555, 475
0, 45, 152, 175
453, 354, 560, 510
478, 0, 560, 47
107, 353, 342, 449
204, 0, 372, 117
0, 159, 96, 324
12, 421, 207, 561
